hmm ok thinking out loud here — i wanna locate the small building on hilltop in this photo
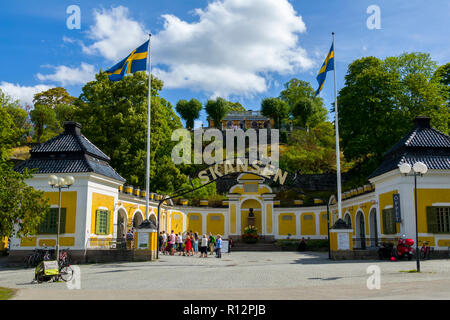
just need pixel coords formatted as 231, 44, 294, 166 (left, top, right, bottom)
208, 110, 274, 129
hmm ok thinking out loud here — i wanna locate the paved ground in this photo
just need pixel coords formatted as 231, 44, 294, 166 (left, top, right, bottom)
0, 252, 449, 300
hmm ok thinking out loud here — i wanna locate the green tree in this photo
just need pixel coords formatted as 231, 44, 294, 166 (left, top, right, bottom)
280, 79, 327, 128
0, 163, 50, 238
227, 101, 246, 112
338, 53, 449, 180
260, 97, 289, 129
176, 98, 202, 130
33, 87, 76, 109
434, 63, 450, 117
30, 104, 58, 144
74, 71, 186, 193
0, 99, 50, 237
205, 97, 229, 128
178, 178, 217, 201
0, 90, 31, 156
54, 104, 78, 128
280, 122, 351, 174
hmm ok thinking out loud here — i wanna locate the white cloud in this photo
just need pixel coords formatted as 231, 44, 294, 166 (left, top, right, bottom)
82, 1, 313, 97
152, 0, 313, 97
0, 82, 53, 106
82, 6, 148, 62
36, 63, 96, 86
62, 36, 76, 44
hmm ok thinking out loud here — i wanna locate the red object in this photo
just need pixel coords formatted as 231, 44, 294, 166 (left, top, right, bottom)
185, 238, 192, 251
390, 256, 397, 261
405, 239, 414, 246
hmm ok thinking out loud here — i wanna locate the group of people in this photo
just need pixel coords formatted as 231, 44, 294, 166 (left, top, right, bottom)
159, 230, 233, 258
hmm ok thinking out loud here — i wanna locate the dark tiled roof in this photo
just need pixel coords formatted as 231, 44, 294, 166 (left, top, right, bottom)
370, 117, 450, 178
15, 122, 125, 182
30, 129, 110, 161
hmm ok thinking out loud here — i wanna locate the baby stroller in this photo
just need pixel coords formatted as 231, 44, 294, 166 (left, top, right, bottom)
34, 260, 73, 283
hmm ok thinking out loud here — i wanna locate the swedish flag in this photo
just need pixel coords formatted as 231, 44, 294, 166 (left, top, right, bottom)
315, 43, 334, 96
106, 40, 149, 81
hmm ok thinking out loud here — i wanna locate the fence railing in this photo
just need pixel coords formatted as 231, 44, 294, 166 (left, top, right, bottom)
87, 238, 135, 250
352, 237, 401, 250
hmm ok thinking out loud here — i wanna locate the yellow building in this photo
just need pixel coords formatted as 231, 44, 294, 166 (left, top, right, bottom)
8, 117, 450, 262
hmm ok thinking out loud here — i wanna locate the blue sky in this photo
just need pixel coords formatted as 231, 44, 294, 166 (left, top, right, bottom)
1, 0, 448, 127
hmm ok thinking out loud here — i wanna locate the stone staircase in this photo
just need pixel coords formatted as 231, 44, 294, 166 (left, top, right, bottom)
232, 242, 281, 251
231, 238, 280, 252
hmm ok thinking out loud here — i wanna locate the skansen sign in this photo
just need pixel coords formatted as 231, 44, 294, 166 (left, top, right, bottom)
196, 159, 288, 185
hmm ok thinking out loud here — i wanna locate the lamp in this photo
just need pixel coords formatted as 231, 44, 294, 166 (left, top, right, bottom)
398, 161, 428, 272
413, 162, 427, 175
47, 175, 75, 267
399, 163, 412, 174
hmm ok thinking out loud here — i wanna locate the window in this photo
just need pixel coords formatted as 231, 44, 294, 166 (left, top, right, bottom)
303, 215, 313, 220
281, 215, 292, 220
39, 208, 66, 234
244, 184, 258, 193
210, 215, 221, 221
382, 208, 396, 234
189, 215, 200, 221
95, 209, 110, 235
344, 214, 352, 228
427, 206, 450, 233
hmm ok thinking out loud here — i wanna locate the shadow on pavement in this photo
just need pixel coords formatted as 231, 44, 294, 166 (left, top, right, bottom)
289, 251, 383, 265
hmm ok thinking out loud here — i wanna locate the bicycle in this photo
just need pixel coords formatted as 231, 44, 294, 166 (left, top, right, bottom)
24, 246, 54, 268
58, 249, 71, 268
419, 240, 432, 260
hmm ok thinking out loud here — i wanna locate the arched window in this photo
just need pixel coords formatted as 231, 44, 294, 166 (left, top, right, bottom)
344, 213, 352, 228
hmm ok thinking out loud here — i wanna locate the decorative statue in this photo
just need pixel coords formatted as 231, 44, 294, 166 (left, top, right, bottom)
248, 208, 255, 227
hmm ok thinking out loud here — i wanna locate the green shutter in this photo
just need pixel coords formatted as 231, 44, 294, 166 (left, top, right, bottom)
58, 208, 66, 234
382, 209, 388, 234
38, 210, 49, 234
426, 206, 438, 233
95, 210, 101, 234
389, 209, 395, 234
106, 211, 111, 235
382, 209, 395, 234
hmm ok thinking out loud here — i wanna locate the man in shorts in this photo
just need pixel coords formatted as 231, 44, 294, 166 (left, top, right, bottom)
167, 230, 175, 255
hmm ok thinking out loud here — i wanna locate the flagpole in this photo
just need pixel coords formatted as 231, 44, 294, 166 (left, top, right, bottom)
332, 32, 342, 220
145, 33, 152, 222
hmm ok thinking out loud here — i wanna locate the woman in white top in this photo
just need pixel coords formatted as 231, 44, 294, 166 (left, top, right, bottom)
200, 234, 208, 258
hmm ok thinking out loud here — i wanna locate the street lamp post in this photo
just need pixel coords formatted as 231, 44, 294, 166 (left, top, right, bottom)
399, 162, 428, 272
48, 175, 75, 266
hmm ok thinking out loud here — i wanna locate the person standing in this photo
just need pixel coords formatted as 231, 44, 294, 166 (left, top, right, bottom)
184, 235, 193, 256
215, 235, 222, 258
161, 231, 167, 254
168, 230, 175, 255
126, 229, 134, 250
176, 233, 183, 255
208, 232, 216, 255
228, 236, 233, 254
193, 232, 199, 254
200, 234, 208, 258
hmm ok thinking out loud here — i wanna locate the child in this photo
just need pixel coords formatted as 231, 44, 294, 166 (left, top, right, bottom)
215, 235, 222, 258
200, 234, 208, 258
